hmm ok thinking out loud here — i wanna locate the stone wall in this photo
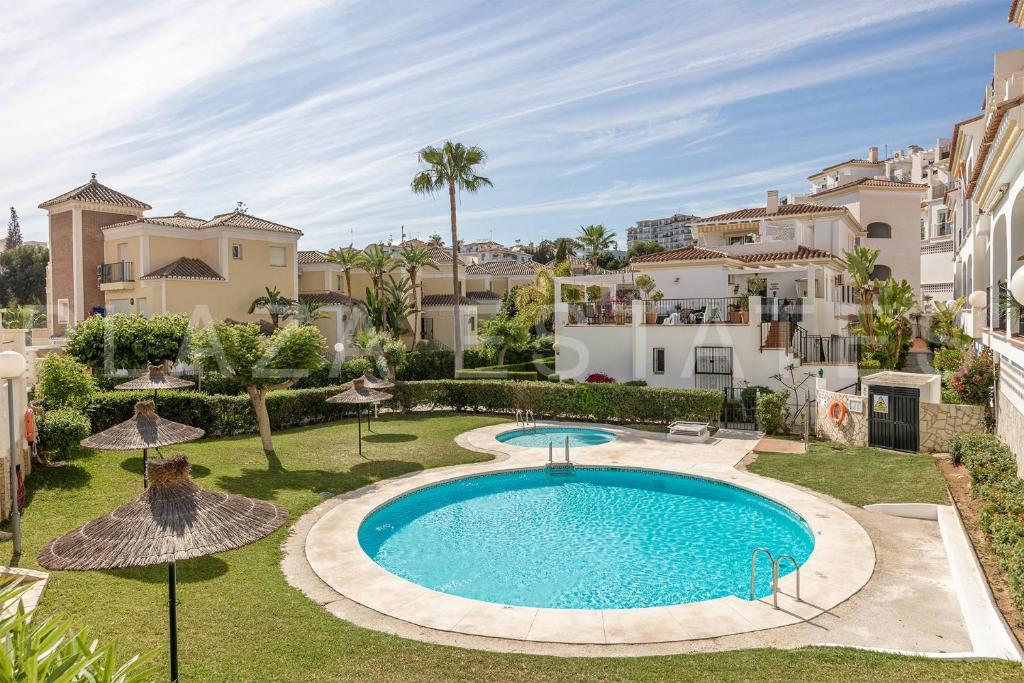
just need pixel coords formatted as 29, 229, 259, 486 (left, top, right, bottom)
815, 389, 868, 446
997, 390, 1024, 476
816, 387, 986, 453
919, 402, 986, 453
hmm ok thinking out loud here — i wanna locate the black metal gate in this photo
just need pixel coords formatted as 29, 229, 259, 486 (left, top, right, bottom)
695, 346, 732, 390
721, 387, 758, 430
868, 385, 920, 452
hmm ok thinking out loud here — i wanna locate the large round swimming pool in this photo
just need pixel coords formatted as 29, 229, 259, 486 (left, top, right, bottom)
358, 468, 814, 609
495, 426, 616, 448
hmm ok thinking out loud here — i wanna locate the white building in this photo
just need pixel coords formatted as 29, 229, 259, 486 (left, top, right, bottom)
950, 48, 1024, 469
625, 213, 700, 251
459, 239, 532, 265
554, 193, 862, 392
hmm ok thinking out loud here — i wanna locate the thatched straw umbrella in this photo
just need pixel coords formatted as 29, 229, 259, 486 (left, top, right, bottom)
38, 455, 287, 683
346, 369, 393, 431
327, 377, 391, 456
115, 362, 195, 402
81, 400, 204, 487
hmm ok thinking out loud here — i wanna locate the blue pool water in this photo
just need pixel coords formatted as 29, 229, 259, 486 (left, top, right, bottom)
359, 468, 815, 609
495, 426, 617, 448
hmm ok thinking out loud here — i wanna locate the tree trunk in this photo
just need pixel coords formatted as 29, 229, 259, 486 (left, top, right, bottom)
411, 269, 420, 350
247, 386, 275, 456
497, 345, 507, 366
449, 182, 463, 370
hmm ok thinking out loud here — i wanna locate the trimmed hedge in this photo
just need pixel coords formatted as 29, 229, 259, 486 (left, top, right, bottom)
454, 370, 538, 381
38, 408, 91, 456
81, 380, 724, 439
473, 357, 556, 380
951, 432, 1024, 613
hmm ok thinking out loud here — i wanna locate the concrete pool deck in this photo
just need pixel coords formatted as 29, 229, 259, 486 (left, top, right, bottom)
288, 422, 882, 649
282, 421, 1019, 659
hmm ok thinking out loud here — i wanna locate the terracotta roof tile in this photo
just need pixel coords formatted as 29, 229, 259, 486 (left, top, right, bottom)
141, 257, 224, 281
630, 245, 731, 263
104, 214, 207, 230
736, 246, 835, 263
298, 250, 329, 264
39, 175, 151, 210
631, 244, 836, 265
421, 294, 476, 307
299, 291, 357, 306
200, 210, 302, 235
808, 158, 879, 179
467, 290, 500, 300
967, 95, 1024, 198
810, 178, 926, 198
475, 260, 538, 276
425, 245, 465, 265
693, 203, 847, 224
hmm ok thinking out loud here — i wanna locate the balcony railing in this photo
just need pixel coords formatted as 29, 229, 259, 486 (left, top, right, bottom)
567, 302, 632, 325
645, 297, 748, 324
97, 261, 134, 284
760, 322, 862, 365
935, 221, 953, 237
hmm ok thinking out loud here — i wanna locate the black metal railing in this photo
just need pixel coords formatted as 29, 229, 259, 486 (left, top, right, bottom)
97, 261, 133, 284
567, 302, 632, 325
760, 296, 804, 323
645, 297, 747, 324
760, 321, 862, 364
997, 281, 1008, 331
935, 221, 953, 237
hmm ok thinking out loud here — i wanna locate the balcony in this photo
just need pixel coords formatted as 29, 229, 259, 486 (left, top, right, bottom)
645, 297, 749, 324
934, 221, 953, 237
567, 301, 632, 325
97, 261, 134, 289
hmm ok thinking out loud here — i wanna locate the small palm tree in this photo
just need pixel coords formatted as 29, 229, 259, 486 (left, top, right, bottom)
428, 234, 444, 247
578, 224, 616, 273
248, 286, 295, 329
327, 244, 361, 297
844, 246, 881, 344
359, 244, 398, 305
553, 237, 578, 264
515, 268, 556, 333
296, 296, 329, 325
411, 140, 493, 370
397, 245, 439, 347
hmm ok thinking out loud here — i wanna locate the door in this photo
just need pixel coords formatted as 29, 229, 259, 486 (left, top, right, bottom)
107, 298, 131, 314
694, 346, 732, 390
868, 385, 919, 452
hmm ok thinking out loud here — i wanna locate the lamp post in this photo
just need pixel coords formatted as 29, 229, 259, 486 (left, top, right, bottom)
0, 350, 27, 556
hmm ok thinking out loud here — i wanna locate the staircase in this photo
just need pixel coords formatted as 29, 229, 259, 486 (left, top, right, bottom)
761, 321, 792, 350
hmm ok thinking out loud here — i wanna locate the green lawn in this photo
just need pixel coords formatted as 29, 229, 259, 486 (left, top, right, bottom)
747, 440, 950, 507
5, 414, 1013, 682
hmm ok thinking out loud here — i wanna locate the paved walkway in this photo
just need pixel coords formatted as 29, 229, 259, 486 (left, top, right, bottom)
903, 338, 937, 374
754, 436, 806, 454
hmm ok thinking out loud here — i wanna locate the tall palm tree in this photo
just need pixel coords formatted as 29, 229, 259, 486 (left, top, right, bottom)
577, 224, 616, 273
248, 286, 295, 329
359, 244, 398, 305
327, 244, 361, 297
844, 246, 881, 344
411, 141, 493, 370
397, 245, 438, 347
428, 233, 444, 247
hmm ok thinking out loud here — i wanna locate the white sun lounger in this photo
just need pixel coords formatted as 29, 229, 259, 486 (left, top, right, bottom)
667, 421, 710, 443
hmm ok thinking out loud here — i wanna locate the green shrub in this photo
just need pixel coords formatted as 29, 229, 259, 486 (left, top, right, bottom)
65, 312, 190, 373
941, 386, 961, 405
622, 380, 648, 387
755, 389, 790, 435
933, 347, 965, 374
949, 432, 1003, 467
948, 349, 994, 406
858, 359, 881, 371
37, 354, 95, 410
473, 356, 556, 379
39, 408, 91, 456
400, 342, 455, 380
454, 369, 538, 382
295, 357, 373, 389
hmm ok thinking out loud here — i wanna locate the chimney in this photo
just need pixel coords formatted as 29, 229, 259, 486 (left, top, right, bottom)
868, 146, 879, 163
766, 190, 779, 215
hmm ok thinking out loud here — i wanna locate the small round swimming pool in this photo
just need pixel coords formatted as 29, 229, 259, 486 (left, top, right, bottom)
495, 426, 616, 448
359, 468, 814, 609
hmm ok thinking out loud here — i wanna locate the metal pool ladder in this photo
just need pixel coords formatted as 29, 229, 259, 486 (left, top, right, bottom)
749, 548, 801, 609
514, 409, 537, 433
545, 435, 574, 475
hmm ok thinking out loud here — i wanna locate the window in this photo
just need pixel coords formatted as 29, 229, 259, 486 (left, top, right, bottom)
468, 316, 476, 332
231, 244, 243, 259
866, 222, 891, 238
870, 264, 892, 281
269, 246, 286, 267
653, 348, 665, 374
57, 299, 70, 324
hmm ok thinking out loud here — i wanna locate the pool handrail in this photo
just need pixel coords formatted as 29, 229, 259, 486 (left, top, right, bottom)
750, 547, 777, 608
775, 553, 801, 603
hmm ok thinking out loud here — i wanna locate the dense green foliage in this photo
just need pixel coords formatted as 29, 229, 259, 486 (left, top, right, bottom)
37, 354, 95, 410
454, 369, 538, 381
947, 349, 994, 406
399, 342, 455, 380
0, 582, 154, 681
951, 432, 1024, 612
66, 313, 191, 372
755, 389, 790, 435
0, 243, 48, 305
932, 347, 966, 374
38, 408, 92, 456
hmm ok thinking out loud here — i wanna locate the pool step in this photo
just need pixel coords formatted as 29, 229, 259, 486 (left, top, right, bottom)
544, 462, 576, 476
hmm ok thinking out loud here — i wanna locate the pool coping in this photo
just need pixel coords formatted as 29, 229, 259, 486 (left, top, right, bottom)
301, 421, 876, 645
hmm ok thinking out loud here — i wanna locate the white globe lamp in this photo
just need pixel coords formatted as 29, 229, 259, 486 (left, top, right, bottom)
0, 351, 26, 379
552, 341, 560, 354
967, 290, 987, 309
333, 342, 345, 355
1011, 267, 1024, 306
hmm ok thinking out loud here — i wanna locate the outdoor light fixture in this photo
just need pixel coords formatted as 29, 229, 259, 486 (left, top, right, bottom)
968, 290, 987, 308
552, 342, 560, 354
1010, 267, 1024, 306
0, 350, 26, 556
334, 342, 345, 355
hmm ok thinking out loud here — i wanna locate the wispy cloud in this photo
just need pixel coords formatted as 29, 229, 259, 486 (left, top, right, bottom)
2, 0, 1014, 247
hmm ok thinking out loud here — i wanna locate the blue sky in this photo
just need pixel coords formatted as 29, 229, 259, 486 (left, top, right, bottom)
4, 0, 1021, 250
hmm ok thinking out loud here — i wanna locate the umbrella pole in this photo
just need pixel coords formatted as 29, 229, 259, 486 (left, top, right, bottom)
168, 561, 179, 682
357, 406, 362, 457
367, 402, 372, 432
143, 448, 148, 488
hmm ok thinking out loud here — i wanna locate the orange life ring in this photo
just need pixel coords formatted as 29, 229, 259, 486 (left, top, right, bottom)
24, 409, 36, 444
827, 400, 849, 426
